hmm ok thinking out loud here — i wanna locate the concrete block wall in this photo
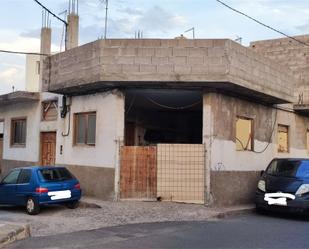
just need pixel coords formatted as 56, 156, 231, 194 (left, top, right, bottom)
250, 35, 309, 104
43, 39, 297, 103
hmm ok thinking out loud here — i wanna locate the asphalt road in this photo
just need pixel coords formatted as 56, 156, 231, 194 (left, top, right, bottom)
7, 212, 309, 249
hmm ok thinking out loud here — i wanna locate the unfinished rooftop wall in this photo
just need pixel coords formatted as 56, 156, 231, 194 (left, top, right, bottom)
43, 39, 298, 103
250, 35, 309, 104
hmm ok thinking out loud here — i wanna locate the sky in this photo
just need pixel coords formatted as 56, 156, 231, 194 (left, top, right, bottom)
1, 0, 309, 94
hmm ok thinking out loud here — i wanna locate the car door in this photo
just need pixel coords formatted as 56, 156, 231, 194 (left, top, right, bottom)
15, 169, 33, 205
0, 169, 21, 204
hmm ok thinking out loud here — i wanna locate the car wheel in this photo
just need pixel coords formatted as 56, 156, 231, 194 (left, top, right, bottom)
66, 201, 79, 209
26, 197, 40, 215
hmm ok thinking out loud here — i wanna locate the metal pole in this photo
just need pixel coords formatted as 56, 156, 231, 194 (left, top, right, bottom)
104, 0, 108, 39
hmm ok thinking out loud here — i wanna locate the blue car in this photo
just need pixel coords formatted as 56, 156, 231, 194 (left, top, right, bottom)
0, 166, 82, 215
255, 158, 309, 213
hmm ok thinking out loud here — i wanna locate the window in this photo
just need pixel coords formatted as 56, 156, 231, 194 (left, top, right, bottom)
236, 117, 254, 151
278, 124, 289, 153
74, 112, 96, 145
11, 118, 27, 146
2, 170, 20, 184
17, 169, 32, 184
38, 168, 74, 182
42, 100, 58, 121
266, 159, 309, 178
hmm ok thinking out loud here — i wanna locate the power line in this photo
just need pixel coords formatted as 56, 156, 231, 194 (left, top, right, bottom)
0, 49, 48, 56
33, 0, 67, 26
145, 96, 201, 110
215, 0, 309, 47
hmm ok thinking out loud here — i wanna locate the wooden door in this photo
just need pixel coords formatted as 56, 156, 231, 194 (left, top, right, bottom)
120, 146, 157, 199
40, 132, 56, 166
125, 122, 135, 146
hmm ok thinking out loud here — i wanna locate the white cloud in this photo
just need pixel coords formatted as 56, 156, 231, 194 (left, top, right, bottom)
0, 66, 25, 94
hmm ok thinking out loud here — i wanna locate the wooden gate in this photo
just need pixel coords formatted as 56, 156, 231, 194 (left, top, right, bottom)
120, 146, 157, 199
40, 132, 56, 166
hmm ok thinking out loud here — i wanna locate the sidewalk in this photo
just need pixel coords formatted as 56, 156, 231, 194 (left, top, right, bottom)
0, 222, 30, 248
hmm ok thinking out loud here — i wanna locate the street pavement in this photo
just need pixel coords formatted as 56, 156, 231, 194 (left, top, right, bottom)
7, 212, 309, 249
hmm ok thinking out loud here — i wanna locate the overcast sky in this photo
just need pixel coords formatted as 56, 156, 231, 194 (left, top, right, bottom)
1, 0, 309, 94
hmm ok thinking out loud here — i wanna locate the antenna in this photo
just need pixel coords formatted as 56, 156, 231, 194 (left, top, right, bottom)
184, 27, 195, 39
99, 0, 109, 39
235, 35, 242, 44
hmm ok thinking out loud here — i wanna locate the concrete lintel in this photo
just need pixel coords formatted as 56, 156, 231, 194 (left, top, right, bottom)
48, 81, 289, 105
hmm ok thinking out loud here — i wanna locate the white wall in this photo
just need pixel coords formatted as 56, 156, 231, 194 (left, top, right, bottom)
25, 55, 40, 92
0, 102, 41, 162
56, 91, 125, 168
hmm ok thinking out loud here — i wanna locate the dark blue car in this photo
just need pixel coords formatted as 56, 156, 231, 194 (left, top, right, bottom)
0, 166, 82, 215
256, 158, 309, 213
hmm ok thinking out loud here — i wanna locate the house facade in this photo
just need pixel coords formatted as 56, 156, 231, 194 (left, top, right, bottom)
1, 33, 309, 206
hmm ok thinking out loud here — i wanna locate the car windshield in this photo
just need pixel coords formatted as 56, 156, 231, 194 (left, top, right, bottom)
38, 168, 74, 182
266, 159, 309, 178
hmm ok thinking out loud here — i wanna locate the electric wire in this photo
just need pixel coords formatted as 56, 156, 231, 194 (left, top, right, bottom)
145, 96, 202, 110
33, 0, 68, 26
236, 107, 278, 154
0, 49, 48, 56
215, 0, 309, 47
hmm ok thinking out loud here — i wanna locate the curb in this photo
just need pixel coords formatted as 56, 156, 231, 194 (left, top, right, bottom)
0, 223, 30, 248
212, 206, 255, 219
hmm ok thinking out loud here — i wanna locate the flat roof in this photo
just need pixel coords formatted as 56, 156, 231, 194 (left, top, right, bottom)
0, 91, 40, 106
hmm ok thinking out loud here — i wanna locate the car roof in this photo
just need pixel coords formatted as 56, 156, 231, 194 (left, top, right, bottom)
12, 166, 66, 171
272, 158, 309, 161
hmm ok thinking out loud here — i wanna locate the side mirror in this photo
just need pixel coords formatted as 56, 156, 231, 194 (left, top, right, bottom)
260, 170, 265, 176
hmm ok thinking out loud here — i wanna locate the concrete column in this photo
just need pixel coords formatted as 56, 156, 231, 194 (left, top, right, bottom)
202, 92, 215, 205
39, 27, 51, 92
66, 14, 79, 50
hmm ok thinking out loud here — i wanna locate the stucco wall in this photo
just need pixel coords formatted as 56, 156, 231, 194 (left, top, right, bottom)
204, 92, 309, 172
25, 54, 40, 92
0, 102, 41, 163
203, 92, 309, 205
56, 91, 125, 169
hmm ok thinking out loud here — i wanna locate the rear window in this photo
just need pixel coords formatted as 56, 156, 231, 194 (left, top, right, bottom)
266, 159, 309, 178
38, 168, 74, 182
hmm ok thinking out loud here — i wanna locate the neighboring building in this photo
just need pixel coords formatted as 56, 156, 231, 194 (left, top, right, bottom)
1, 13, 309, 206
25, 54, 40, 92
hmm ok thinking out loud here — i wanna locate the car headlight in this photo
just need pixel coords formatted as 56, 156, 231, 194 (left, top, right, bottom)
258, 180, 266, 192
295, 184, 309, 196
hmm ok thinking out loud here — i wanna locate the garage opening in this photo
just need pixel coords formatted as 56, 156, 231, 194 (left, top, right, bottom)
120, 89, 205, 204
124, 89, 203, 146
